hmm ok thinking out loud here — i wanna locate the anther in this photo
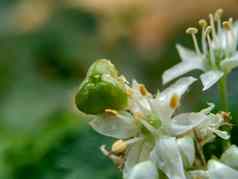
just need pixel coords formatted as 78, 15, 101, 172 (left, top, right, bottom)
139, 84, 149, 96
169, 95, 180, 109
223, 21, 232, 30
220, 111, 231, 122
198, 19, 207, 28
105, 109, 118, 116
215, 8, 223, 20
112, 140, 128, 155
186, 27, 198, 34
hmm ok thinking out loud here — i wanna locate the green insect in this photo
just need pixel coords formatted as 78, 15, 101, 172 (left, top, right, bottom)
75, 59, 128, 114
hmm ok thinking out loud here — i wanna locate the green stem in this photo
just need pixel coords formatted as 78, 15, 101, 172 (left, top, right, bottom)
218, 74, 229, 112
218, 74, 231, 150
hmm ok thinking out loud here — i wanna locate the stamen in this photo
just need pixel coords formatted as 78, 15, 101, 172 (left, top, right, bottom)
215, 9, 223, 40
186, 27, 201, 55
220, 111, 231, 122
215, 8, 223, 21
223, 21, 232, 30
112, 140, 128, 154
139, 84, 150, 96
206, 26, 216, 68
105, 109, 118, 116
209, 14, 216, 40
198, 19, 208, 54
169, 94, 180, 109
223, 18, 236, 53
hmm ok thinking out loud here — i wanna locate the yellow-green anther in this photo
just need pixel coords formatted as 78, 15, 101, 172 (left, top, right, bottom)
223, 21, 232, 30
198, 19, 207, 28
75, 59, 128, 114
215, 8, 223, 20
186, 27, 198, 34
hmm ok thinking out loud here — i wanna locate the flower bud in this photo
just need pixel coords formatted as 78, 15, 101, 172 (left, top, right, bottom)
75, 60, 128, 114
87, 59, 118, 78
112, 140, 127, 154
221, 145, 238, 170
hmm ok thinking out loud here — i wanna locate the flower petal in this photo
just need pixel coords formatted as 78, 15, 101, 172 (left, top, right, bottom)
220, 52, 238, 73
169, 112, 208, 136
177, 136, 195, 168
150, 137, 186, 179
200, 70, 224, 91
188, 170, 209, 179
176, 44, 203, 62
162, 61, 203, 84
123, 140, 154, 178
208, 160, 238, 179
128, 161, 158, 179
89, 112, 138, 139
221, 145, 238, 170
158, 76, 196, 114
212, 129, 230, 140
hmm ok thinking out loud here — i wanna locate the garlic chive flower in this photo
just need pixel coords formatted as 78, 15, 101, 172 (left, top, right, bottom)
162, 9, 238, 90
189, 145, 238, 179
78, 65, 223, 179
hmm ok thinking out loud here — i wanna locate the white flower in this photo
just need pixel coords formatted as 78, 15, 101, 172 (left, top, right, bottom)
87, 76, 218, 179
162, 9, 238, 90
221, 145, 238, 170
193, 104, 230, 145
188, 145, 238, 179
128, 161, 158, 179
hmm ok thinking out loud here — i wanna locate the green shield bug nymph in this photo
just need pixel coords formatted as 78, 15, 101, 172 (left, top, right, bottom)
75, 59, 128, 114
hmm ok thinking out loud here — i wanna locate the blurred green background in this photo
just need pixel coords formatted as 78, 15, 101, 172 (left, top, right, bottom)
0, 0, 238, 178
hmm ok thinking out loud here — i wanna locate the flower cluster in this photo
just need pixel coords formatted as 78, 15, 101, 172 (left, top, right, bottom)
74, 9, 238, 179
162, 9, 238, 90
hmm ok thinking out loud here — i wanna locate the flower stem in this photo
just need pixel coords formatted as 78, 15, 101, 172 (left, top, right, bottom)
218, 74, 229, 111
218, 74, 231, 150
193, 129, 206, 168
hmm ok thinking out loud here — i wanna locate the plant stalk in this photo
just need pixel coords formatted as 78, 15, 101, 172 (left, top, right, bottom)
218, 75, 229, 112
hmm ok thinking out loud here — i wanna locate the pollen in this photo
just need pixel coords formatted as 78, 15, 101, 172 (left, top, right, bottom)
169, 94, 180, 109
105, 109, 118, 116
138, 84, 149, 96
112, 140, 128, 154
